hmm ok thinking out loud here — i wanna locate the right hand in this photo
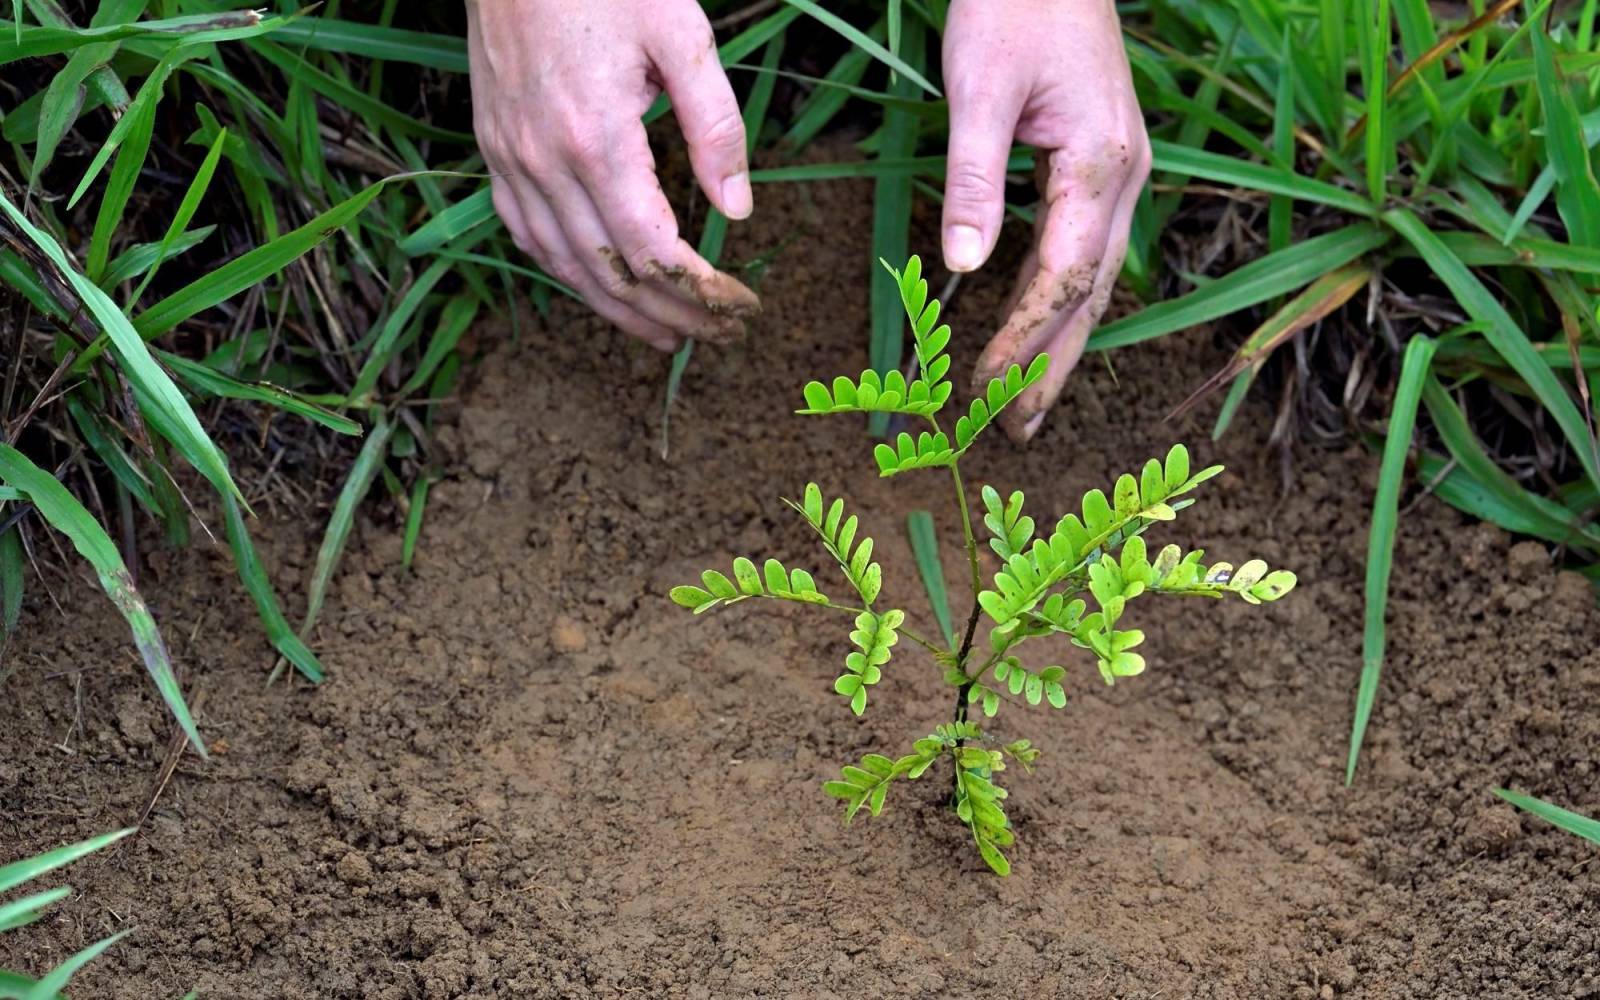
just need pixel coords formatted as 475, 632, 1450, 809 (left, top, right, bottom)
466, 0, 761, 352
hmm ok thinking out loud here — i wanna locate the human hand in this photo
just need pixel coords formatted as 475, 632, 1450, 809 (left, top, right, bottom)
466, 0, 761, 352
941, 0, 1151, 441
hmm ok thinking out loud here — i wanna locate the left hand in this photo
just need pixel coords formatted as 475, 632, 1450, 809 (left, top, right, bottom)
941, 0, 1151, 442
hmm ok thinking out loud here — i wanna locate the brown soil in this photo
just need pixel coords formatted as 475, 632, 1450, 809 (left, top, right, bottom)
4, 168, 1600, 1000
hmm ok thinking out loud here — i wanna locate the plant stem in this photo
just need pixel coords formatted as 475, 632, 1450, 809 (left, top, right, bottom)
946, 461, 984, 802
948, 464, 984, 667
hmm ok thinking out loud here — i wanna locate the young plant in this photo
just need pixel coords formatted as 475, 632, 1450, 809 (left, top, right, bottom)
670, 256, 1298, 875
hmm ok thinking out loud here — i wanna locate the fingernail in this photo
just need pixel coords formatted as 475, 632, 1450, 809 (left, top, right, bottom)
722, 172, 752, 220
944, 225, 984, 272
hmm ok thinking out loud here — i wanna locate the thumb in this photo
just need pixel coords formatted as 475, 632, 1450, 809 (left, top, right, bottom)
652, 27, 751, 220
942, 81, 1023, 272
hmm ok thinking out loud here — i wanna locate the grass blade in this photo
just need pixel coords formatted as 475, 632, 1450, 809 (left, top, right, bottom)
397, 293, 481, 399
300, 415, 394, 640
126, 126, 227, 307
906, 510, 955, 649
0, 828, 132, 895
100, 225, 215, 288
85, 73, 155, 282
1211, 369, 1256, 440
1385, 207, 1600, 495
1531, 22, 1600, 247
221, 494, 325, 683
867, 15, 923, 437
1347, 334, 1436, 785
1150, 141, 1376, 216
1171, 262, 1371, 420
1360, 0, 1392, 203
262, 17, 467, 72
780, 26, 875, 150
1421, 375, 1600, 551
23, 929, 133, 1000
1494, 788, 1600, 844
0, 521, 22, 636
1090, 223, 1390, 350
779, 0, 940, 97
401, 475, 430, 570
351, 257, 452, 401
157, 350, 359, 435
662, 31, 782, 457
0, 887, 71, 932
0, 445, 206, 756
399, 186, 493, 257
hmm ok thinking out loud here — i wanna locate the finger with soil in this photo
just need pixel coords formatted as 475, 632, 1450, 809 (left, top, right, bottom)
1006, 156, 1146, 440
501, 175, 682, 350
573, 123, 762, 344
536, 167, 748, 343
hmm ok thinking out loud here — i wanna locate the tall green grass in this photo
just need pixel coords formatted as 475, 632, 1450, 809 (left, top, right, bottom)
0, 4, 497, 743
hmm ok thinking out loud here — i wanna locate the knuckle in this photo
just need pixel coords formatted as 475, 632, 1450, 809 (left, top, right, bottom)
623, 241, 666, 275
1132, 139, 1154, 183
544, 256, 583, 289
696, 109, 746, 153
945, 161, 1001, 208
596, 267, 639, 302
557, 117, 610, 168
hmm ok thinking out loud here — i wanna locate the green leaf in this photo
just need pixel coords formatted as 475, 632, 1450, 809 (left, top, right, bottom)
779, 0, 940, 97
1348, 334, 1436, 785
299, 415, 394, 643
0, 521, 23, 637
1531, 24, 1600, 248
954, 355, 1049, 451
1493, 788, 1600, 844
0, 445, 205, 755
1422, 376, 1600, 552
351, 257, 452, 401
125, 126, 226, 306
0, 828, 132, 895
100, 225, 215, 288
158, 350, 359, 435
863, 24, 925, 436
838, 609, 903, 714
873, 430, 956, 477
0, 886, 72, 933
669, 554, 830, 614
23, 929, 133, 1000
1090, 224, 1390, 350
1150, 140, 1376, 217
85, 67, 155, 283
981, 485, 1034, 561
797, 367, 946, 417
784, 487, 880, 605
906, 510, 955, 648
262, 17, 467, 71
222, 494, 324, 684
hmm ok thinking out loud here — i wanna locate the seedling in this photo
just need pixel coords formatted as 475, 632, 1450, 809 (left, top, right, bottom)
670, 256, 1297, 875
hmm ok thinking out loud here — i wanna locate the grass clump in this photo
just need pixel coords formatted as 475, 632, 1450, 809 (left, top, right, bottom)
0, 3, 511, 742
669, 256, 1297, 875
